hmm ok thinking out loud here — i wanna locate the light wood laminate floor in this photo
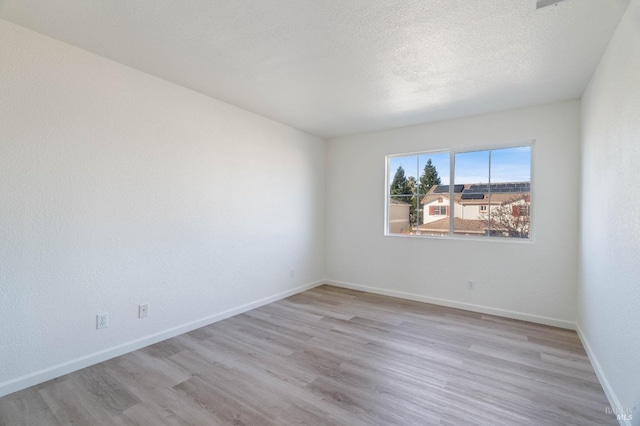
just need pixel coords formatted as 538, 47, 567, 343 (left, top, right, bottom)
0, 285, 616, 425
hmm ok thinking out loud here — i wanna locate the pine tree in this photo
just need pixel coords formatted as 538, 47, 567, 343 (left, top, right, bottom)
390, 166, 409, 196
390, 166, 419, 226
406, 176, 417, 195
406, 176, 418, 225
419, 159, 441, 195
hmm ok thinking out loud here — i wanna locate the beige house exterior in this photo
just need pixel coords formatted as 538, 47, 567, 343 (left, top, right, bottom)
419, 183, 531, 237
388, 199, 410, 233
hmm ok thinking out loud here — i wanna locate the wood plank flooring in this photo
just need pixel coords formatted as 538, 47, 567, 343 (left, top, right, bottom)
0, 285, 616, 425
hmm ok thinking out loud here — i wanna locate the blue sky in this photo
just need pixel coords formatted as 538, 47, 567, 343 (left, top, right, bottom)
389, 146, 530, 187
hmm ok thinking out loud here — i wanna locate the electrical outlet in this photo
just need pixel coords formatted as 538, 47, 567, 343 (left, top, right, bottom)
467, 280, 475, 290
138, 304, 148, 318
96, 313, 108, 329
290, 269, 295, 278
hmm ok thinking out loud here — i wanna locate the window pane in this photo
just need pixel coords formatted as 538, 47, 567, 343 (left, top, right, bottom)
416, 152, 449, 234
388, 155, 421, 231
488, 146, 531, 239
388, 195, 413, 234
453, 150, 489, 237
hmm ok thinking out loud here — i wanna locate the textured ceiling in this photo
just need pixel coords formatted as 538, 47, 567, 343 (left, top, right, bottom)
0, 0, 630, 138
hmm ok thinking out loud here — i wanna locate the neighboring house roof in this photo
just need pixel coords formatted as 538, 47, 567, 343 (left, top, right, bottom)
390, 198, 411, 206
417, 218, 487, 234
421, 182, 530, 206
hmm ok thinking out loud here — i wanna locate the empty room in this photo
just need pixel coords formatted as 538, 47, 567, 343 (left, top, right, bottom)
1, 0, 638, 425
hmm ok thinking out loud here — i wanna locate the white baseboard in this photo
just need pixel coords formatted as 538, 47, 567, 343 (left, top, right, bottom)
576, 324, 631, 426
326, 279, 576, 330
0, 279, 325, 399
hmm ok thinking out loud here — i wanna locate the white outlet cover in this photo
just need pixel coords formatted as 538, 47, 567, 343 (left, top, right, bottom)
96, 313, 108, 329
138, 304, 148, 318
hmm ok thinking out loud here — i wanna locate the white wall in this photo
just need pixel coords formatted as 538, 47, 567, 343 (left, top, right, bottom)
326, 100, 580, 327
0, 19, 325, 396
579, 0, 640, 421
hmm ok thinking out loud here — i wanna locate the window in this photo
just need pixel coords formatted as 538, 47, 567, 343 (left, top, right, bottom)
386, 143, 532, 240
432, 206, 448, 215
514, 205, 530, 217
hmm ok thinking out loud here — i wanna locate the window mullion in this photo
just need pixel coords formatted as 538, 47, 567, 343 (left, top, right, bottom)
488, 150, 492, 237
449, 151, 455, 236
415, 155, 419, 234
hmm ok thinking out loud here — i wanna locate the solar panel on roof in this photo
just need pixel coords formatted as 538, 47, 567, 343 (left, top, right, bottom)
489, 184, 524, 193
434, 185, 465, 193
464, 182, 532, 194
459, 182, 531, 196
461, 193, 484, 200
465, 189, 483, 194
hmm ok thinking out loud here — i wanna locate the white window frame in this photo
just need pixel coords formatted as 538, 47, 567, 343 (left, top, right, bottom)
384, 141, 534, 243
